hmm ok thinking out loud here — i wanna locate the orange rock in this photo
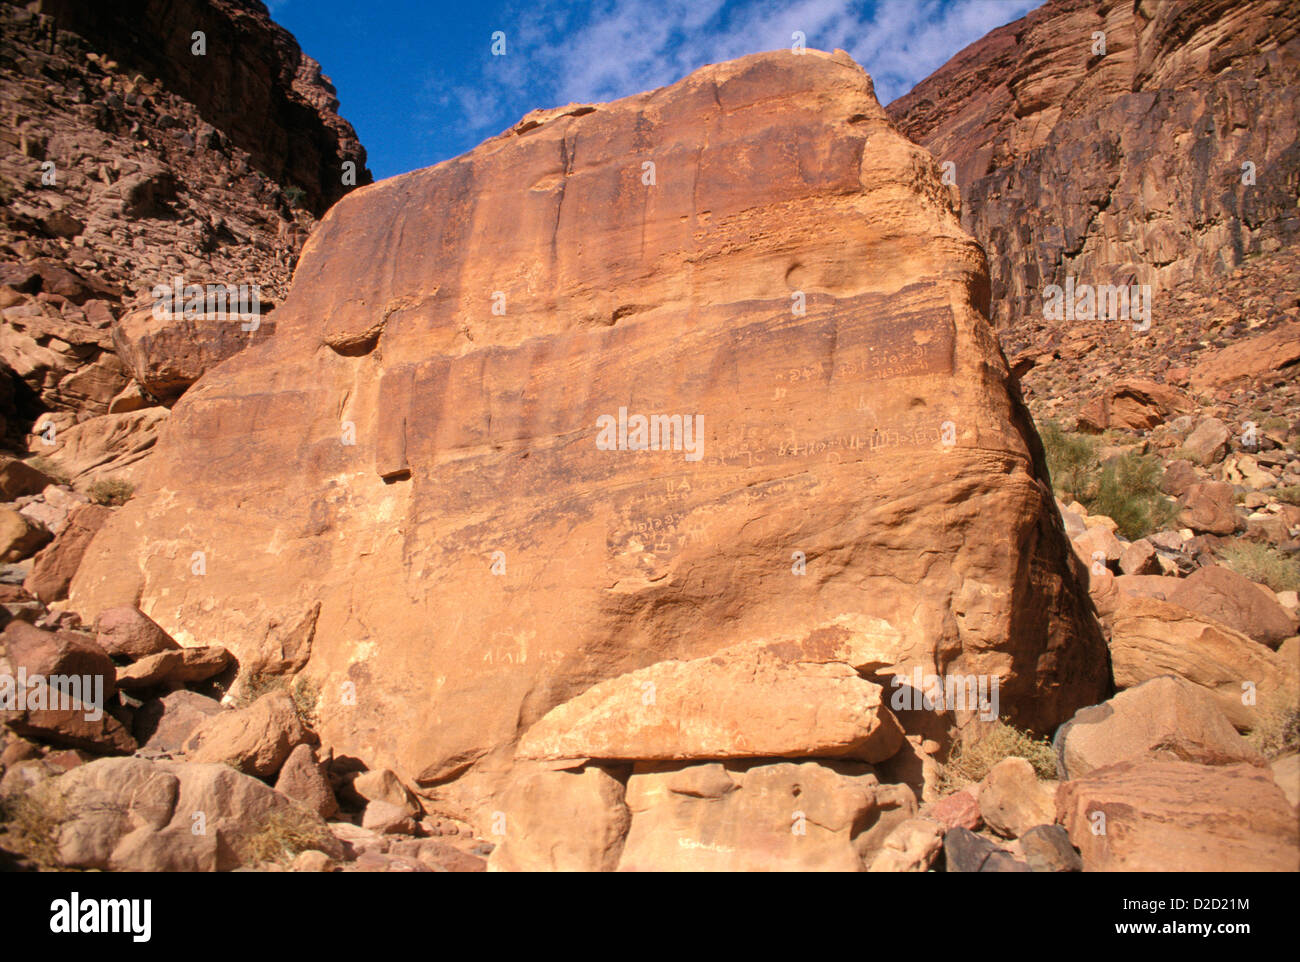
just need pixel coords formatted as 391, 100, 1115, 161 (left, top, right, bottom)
69, 50, 1107, 808
1057, 759, 1300, 871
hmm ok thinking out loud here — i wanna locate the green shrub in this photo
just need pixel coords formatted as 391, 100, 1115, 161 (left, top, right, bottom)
1039, 419, 1098, 503
1219, 541, 1300, 593
1038, 420, 1176, 538
88, 477, 134, 506
1088, 453, 1179, 540
937, 719, 1057, 794
282, 184, 307, 209
1273, 486, 1300, 506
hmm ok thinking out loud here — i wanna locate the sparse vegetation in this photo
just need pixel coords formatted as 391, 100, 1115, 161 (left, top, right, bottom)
1246, 691, 1300, 759
1273, 485, 1300, 506
234, 670, 321, 730
239, 806, 334, 866
937, 718, 1057, 795
1038, 420, 1177, 539
88, 477, 134, 506
0, 788, 67, 868
1218, 541, 1300, 593
282, 184, 307, 209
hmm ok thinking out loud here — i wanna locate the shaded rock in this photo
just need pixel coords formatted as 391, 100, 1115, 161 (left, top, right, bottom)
0, 456, 54, 500
0, 508, 50, 563
94, 605, 180, 659
1019, 824, 1082, 872
943, 827, 1029, 873
23, 502, 111, 603
133, 689, 222, 752
274, 743, 338, 818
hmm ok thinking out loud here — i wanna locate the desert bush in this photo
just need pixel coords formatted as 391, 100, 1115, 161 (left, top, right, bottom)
88, 477, 134, 506
1038, 420, 1176, 538
0, 788, 66, 868
937, 719, 1056, 794
282, 184, 306, 209
238, 807, 334, 866
1246, 692, 1300, 759
234, 670, 320, 731
1039, 419, 1097, 503
1273, 485, 1300, 506
1088, 452, 1179, 540
1219, 541, 1300, 593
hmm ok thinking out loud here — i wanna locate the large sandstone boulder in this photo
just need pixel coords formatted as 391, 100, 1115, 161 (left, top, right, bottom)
1057, 759, 1300, 872
1166, 565, 1297, 648
614, 759, 915, 872
1108, 596, 1296, 729
68, 50, 1107, 811
21, 756, 343, 871
516, 619, 905, 764
1054, 675, 1263, 779
23, 502, 112, 603
181, 691, 309, 778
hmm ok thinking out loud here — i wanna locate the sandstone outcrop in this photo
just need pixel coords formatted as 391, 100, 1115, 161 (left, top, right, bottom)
69, 49, 1109, 822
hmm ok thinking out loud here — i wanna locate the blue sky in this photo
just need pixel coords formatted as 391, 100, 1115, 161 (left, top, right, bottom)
269, 0, 1037, 181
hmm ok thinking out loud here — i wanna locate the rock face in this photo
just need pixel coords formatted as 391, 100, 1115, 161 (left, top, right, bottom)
1, 0, 371, 473
70, 50, 1108, 820
887, 0, 1300, 330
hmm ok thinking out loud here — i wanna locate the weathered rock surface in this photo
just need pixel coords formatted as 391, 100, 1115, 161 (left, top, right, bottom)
613, 759, 915, 872
1108, 596, 1297, 729
69, 49, 1108, 811
978, 757, 1055, 838
888, 0, 1300, 330
1166, 565, 1296, 648
1057, 759, 1300, 872
517, 621, 905, 764
22, 755, 343, 871
1054, 675, 1263, 779
22, 502, 111, 602
181, 691, 308, 778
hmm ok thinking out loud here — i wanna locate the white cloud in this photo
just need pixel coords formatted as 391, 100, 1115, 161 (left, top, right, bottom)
426, 0, 1038, 145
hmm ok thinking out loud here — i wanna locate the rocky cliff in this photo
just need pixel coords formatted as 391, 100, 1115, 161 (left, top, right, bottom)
0, 0, 371, 476
887, 0, 1300, 331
